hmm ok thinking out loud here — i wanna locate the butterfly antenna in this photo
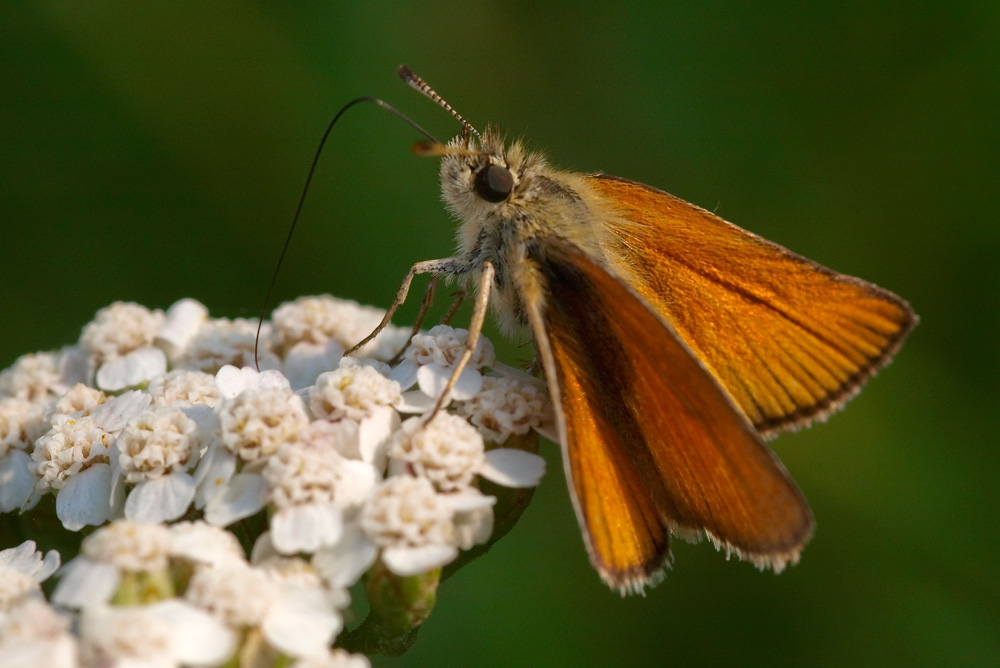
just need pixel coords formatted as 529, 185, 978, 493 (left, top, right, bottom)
398, 65, 483, 144
253, 96, 441, 370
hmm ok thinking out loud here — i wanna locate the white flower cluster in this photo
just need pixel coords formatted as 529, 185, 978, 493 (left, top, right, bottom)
0, 296, 552, 666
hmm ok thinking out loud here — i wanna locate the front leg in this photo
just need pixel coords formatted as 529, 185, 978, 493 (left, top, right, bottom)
426, 260, 496, 419
344, 257, 473, 357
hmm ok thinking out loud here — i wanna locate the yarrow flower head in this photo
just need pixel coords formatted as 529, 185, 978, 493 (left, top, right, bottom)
2, 383, 111, 514
389, 325, 498, 407
407, 325, 496, 369
0, 397, 46, 456
260, 436, 379, 555
390, 413, 546, 492
271, 295, 410, 361
32, 414, 114, 493
147, 369, 221, 408
115, 406, 200, 484
114, 405, 201, 523
1, 295, 553, 659
0, 541, 60, 608
458, 372, 553, 443
0, 351, 72, 404
80, 302, 165, 364
390, 413, 486, 491
83, 519, 174, 571
52, 519, 174, 609
0, 597, 78, 668
42, 383, 107, 422
309, 358, 402, 422
29, 391, 152, 530
175, 317, 281, 374
218, 386, 310, 462
185, 559, 341, 658
0, 415, 40, 512
359, 474, 460, 576
78, 600, 235, 668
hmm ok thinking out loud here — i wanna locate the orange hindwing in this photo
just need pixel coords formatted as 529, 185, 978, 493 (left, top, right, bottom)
518, 237, 815, 592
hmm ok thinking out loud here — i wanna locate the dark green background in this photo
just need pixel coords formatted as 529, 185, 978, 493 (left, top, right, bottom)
3, 2, 997, 666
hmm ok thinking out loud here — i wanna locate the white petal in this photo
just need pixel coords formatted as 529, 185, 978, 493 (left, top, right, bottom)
282, 341, 344, 391
395, 390, 437, 414
332, 460, 380, 509
108, 466, 126, 520
255, 369, 294, 391
449, 366, 485, 400
452, 502, 494, 549
39, 550, 62, 582
0, 541, 39, 571
270, 503, 343, 554
124, 473, 196, 523
204, 473, 267, 526
387, 359, 419, 390
214, 365, 255, 398
250, 531, 280, 564
0, 541, 61, 584
55, 464, 114, 531
480, 449, 546, 488
51, 557, 120, 608
152, 599, 236, 665
416, 364, 483, 402
357, 406, 399, 471
312, 523, 378, 587
381, 544, 458, 577
155, 298, 209, 358
90, 390, 153, 432
95, 346, 168, 391
192, 443, 237, 509
534, 420, 559, 443
215, 365, 290, 399
180, 403, 218, 436
0, 450, 36, 512
59, 345, 95, 388
20, 488, 43, 513
170, 523, 246, 569
262, 585, 342, 657
442, 487, 497, 512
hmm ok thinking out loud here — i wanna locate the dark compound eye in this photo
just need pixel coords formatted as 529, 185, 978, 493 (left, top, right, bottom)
474, 164, 514, 203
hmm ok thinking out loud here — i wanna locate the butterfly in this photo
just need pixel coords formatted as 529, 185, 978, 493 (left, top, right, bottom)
346, 67, 917, 593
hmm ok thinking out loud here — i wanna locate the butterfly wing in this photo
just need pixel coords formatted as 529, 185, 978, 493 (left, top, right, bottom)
587, 175, 917, 437
517, 237, 814, 593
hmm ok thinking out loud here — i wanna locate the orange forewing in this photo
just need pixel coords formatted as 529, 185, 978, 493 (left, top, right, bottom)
519, 238, 814, 591
588, 175, 917, 436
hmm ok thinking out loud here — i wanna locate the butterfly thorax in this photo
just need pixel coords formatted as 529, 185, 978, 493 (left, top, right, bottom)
438, 129, 629, 334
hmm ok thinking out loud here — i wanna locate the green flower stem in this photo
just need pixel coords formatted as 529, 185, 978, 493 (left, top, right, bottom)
338, 561, 441, 656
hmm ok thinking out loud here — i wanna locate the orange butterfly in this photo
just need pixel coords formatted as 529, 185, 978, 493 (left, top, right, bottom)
351, 67, 916, 593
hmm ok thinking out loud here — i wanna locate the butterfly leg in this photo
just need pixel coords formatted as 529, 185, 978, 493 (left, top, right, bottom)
345, 257, 467, 357
439, 289, 467, 326
386, 280, 468, 364
387, 274, 441, 364
425, 261, 495, 420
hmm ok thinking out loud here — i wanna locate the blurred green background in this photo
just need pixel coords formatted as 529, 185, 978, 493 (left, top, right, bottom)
3, 2, 997, 666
